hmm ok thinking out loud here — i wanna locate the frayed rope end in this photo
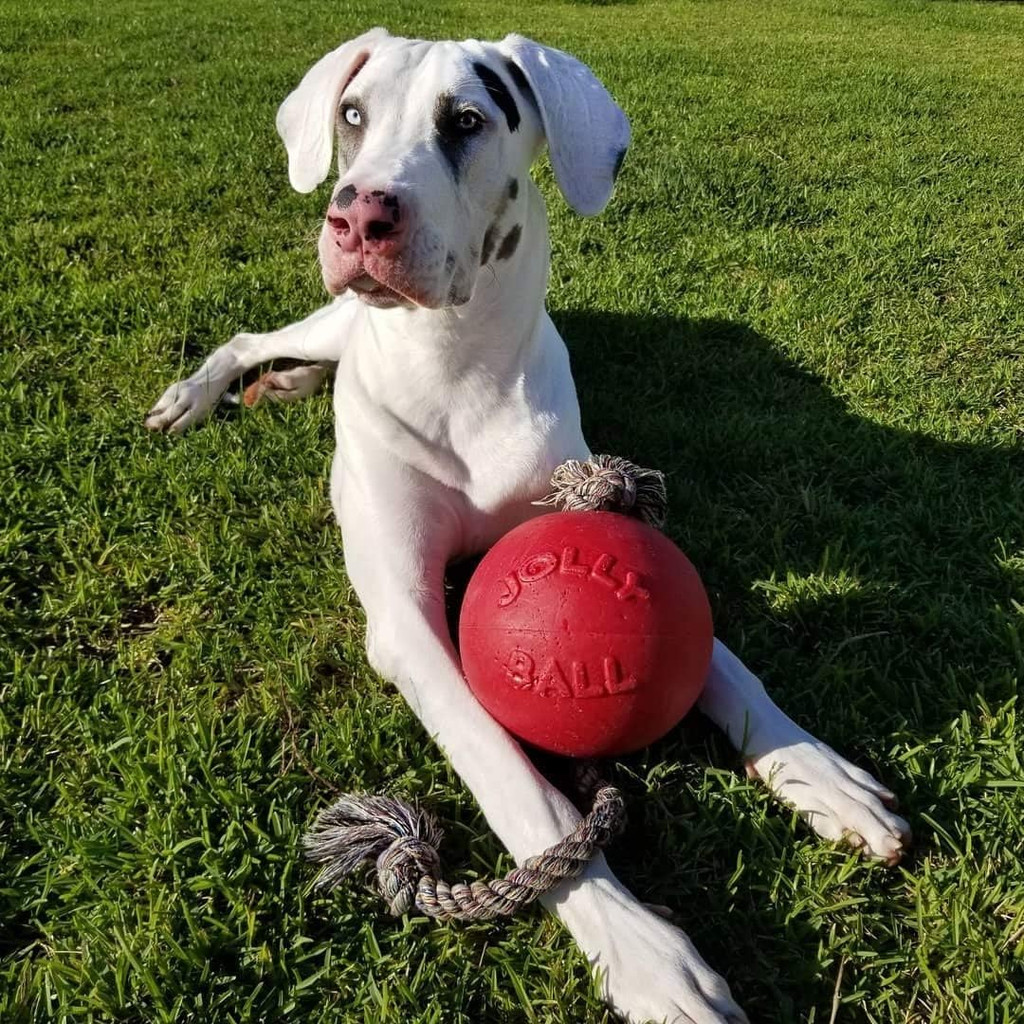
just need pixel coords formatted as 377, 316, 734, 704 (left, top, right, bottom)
303, 793, 443, 915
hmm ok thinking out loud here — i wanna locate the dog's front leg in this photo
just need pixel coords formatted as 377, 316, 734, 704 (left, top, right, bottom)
700, 639, 911, 864
338, 500, 748, 1024
145, 294, 358, 433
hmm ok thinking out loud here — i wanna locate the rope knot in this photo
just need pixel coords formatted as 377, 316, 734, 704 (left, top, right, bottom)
376, 834, 442, 915
302, 792, 444, 912
536, 454, 668, 528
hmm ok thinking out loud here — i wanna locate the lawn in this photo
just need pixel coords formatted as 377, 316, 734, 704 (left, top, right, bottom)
2, 0, 1023, 1020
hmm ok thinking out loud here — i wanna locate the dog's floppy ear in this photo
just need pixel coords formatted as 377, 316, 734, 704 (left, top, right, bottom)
276, 27, 389, 193
498, 34, 629, 216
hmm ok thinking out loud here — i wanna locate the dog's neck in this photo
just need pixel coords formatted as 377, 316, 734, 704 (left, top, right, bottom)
359, 182, 552, 386
452, 179, 551, 347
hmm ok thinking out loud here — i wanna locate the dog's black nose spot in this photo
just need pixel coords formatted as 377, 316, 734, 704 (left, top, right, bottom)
508, 177, 519, 201
367, 220, 395, 240
333, 184, 357, 209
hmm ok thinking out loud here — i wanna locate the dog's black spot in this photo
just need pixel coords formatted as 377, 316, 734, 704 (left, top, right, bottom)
496, 224, 521, 261
377, 194, 400, 223
508, 177, 519, 200
613, 147, 628, 181
434, 90, 469, 180
445, 251, 456, 272
332, 184, 357, 209
503, 60, 540, 121
447, 282, 471, 305
481, 222, 499, 265
371, 189, 385, 197
472, 61, 520, 133
491, 194, 509, 226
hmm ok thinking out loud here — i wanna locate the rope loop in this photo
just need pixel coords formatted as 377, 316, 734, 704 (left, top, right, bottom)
304, 774, 625, 923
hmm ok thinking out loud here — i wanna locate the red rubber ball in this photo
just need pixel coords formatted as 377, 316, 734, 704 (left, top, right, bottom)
458, 511, 713, 757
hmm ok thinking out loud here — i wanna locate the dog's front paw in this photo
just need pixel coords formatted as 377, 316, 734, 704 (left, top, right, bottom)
578, 893, 747, 1023
748, 738, 911, 865
145, 376, 224, 433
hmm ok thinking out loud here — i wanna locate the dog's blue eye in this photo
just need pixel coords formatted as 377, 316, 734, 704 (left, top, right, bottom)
342, 105, 361, 127
455, 110, 483, 133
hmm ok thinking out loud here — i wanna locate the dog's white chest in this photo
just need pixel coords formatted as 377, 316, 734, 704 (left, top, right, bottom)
332, 307, 582, 521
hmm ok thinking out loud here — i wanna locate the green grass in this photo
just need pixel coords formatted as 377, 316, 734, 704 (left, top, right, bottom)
2, 0, 1023, 1020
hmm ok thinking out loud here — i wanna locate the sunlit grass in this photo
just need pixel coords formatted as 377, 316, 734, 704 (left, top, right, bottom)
2, 0, 1022, 1020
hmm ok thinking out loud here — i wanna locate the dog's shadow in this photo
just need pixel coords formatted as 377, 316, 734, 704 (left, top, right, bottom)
453, 309, 1022, 1018
556, 308, 1022, 724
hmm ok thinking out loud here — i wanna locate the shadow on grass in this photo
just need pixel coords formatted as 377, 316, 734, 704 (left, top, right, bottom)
553, 308, 1021, 732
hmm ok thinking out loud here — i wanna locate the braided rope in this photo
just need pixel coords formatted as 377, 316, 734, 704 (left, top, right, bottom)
534, 454, 668, 528
304, 768, 625, 922
305, 455, 665, 922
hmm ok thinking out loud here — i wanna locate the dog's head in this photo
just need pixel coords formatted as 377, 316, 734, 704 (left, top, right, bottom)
276, 30, 630, 309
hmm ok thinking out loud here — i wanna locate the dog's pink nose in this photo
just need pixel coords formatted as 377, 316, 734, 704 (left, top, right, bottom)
327, 188, 405, 254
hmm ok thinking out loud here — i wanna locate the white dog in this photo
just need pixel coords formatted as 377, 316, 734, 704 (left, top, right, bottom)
146, 29, 910, 1023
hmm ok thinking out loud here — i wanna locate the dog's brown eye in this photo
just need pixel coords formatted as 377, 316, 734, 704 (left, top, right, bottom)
455, 110, 483, 133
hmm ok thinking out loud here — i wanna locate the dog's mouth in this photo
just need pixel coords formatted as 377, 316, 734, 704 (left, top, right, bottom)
345, 272, 411, 309
348, 273, 401, 305
321, 238, 449, 309
344, 260, 450, 309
